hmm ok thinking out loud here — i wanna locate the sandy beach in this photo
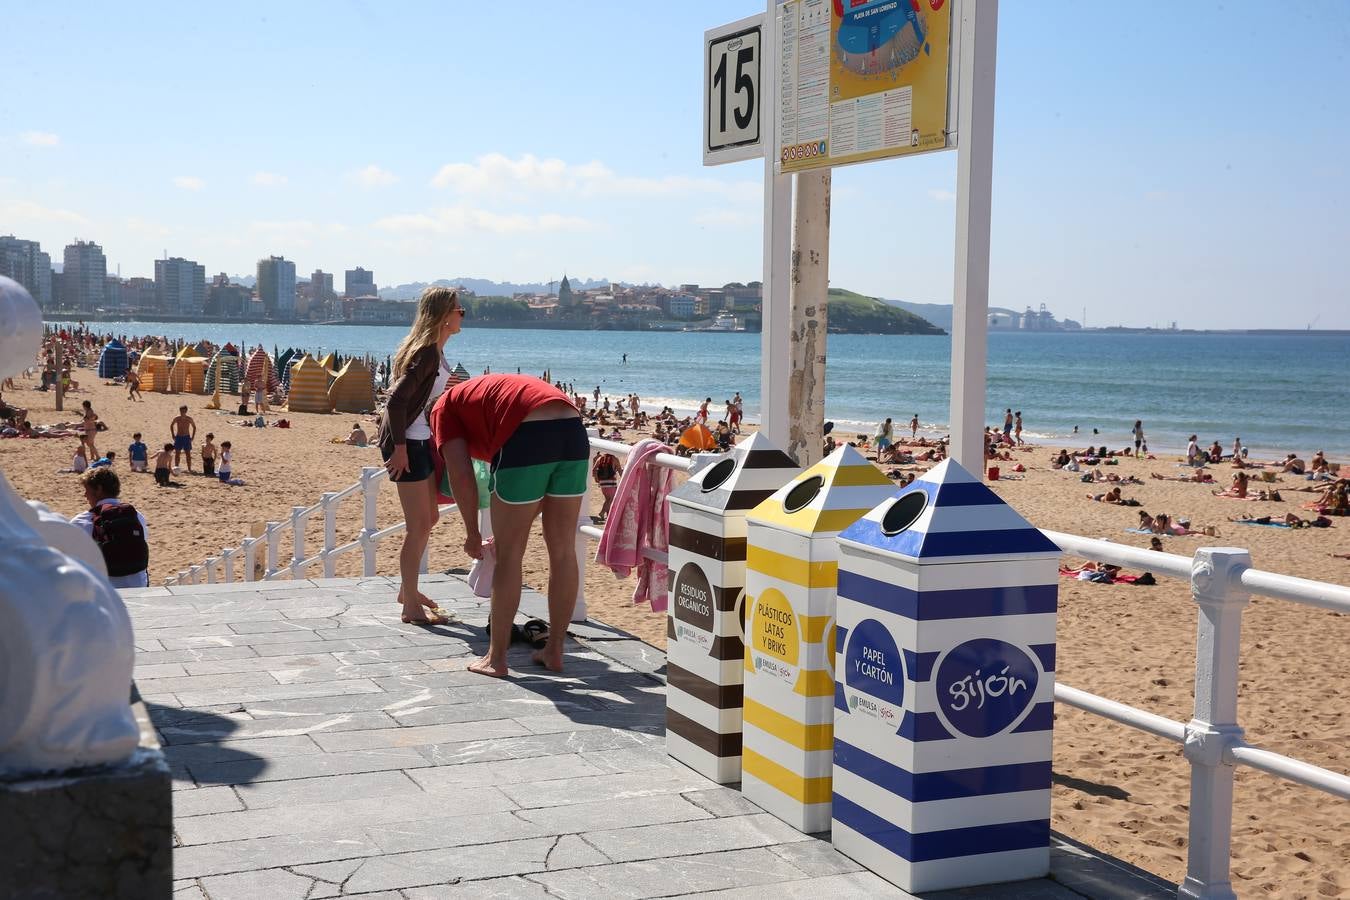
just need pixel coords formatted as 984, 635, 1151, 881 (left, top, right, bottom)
3, 371, 1348, 896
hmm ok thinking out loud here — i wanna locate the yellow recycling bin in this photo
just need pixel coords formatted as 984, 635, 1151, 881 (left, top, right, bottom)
741, 444, 896, 832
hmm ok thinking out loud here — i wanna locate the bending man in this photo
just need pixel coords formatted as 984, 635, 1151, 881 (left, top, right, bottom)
432, 374, 588, 677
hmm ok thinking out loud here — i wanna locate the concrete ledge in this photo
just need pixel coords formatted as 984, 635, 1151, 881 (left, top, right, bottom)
0, 701, 172, 900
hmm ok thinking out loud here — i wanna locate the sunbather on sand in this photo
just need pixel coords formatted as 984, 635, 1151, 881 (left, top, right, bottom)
1152, 470, 1215, 483
1214, 471, 1249, 499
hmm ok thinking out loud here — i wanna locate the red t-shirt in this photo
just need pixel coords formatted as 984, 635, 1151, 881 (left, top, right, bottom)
430, 374, 573, 461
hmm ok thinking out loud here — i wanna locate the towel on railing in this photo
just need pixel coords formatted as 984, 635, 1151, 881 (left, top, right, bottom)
594, 439, 675, 612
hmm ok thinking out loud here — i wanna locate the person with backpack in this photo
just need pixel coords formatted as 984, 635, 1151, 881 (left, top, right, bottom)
70, 467, 150, 588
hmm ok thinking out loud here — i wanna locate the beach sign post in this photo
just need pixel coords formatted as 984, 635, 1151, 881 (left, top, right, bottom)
831, 458, 1061, 892
666, 433, 800, 783
741, 444, 896, 832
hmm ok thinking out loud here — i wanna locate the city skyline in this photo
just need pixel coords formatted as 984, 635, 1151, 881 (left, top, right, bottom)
3, 3, 1348, 328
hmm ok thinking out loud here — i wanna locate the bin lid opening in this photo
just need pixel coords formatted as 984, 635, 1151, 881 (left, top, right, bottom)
783, 475, 824, 514
700, 457, 737, 493
881, 491, 927, 536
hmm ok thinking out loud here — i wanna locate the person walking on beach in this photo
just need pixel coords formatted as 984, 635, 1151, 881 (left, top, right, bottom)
170, 405, 196, 473
80, 400, 100, 462
378, 287, 464, 626
592, 451, 622, 521
1187, 434, 1202, 467
910, 414, 919, 440
875, 417, 894, 451
433, 374, 589, 678
1003, 408, 1014, 439
1131, 420, 1145, 457
1014, 411, 1024, 446
126, 368, 142, 401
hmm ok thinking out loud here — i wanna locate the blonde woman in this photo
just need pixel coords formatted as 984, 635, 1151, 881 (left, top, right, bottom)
377, 287, 464, 625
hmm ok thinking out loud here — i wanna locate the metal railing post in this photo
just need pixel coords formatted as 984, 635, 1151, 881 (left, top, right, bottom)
1179, 548, 1251, 900
204, 556, 218, 584
222, 548, 235, 583
188, 565, 201, 585
360, 466, 381, 576
289, 505, 307, 578
264, 522, 282, 579
242, 537, 258, 582
320, 492, 338, 578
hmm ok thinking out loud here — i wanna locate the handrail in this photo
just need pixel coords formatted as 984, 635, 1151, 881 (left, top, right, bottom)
162, 436, 1349, 899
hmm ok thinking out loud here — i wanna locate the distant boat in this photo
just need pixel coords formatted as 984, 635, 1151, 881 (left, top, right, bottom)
684, 313, 743, 332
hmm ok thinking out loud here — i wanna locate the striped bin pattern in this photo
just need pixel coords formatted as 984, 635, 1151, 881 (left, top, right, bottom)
741, 445, 896, 833
832, 458, 1062, 892
666, 433, 800, 783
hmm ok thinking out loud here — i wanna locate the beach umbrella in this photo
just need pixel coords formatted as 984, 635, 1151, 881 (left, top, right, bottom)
678, 423, 717, 452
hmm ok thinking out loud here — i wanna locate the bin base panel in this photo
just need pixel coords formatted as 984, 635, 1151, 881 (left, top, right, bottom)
667, 730, 741, 784
741, 772, 831, 834
832, 820, 1049, 892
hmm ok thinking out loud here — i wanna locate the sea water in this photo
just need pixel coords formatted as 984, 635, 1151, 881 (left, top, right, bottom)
72, 322, 1350, 458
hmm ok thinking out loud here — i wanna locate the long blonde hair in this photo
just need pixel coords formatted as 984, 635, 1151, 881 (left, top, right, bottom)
392, 287, 458, 378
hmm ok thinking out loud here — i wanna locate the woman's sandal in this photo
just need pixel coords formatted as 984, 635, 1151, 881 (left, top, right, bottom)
401, 610, 455, 626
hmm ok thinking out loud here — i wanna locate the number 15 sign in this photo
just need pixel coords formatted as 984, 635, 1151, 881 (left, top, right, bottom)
704, 14, 764, 165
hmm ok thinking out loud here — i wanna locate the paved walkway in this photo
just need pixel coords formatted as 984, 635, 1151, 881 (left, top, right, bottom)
124, 574, 1176, 899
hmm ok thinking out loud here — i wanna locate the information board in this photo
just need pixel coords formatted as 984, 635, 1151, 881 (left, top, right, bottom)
777, 0, 954, 173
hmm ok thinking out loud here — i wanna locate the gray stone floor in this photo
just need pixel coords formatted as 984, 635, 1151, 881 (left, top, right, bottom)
123, 574, 1177, 899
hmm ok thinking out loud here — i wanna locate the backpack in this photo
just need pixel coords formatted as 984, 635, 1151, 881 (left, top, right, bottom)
91, 503, 149, 577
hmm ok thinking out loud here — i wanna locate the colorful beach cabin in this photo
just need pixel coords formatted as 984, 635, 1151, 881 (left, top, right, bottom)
665, 433, 801, 783
832, 458, 1061, 891
204, 350, 240, 396
135, 354, 173, 393
286, 355, 332, 413
741, 444, 896, 833
169, 349, 207, 394
244, 348, 279, 395
328, 359, 376, 413
96, 340, 128, 379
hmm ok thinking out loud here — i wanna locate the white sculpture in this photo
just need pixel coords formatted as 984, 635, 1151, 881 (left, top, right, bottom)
0, 277, 139, 774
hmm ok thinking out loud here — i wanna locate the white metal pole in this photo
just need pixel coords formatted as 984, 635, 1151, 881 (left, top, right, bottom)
360, 466, 381, 576
947, 0, 999, 472
760, 0, 794, 452
786, 169, 831, 467
1179, 548, 1250, 900
289, 505, 306, 578
321, 492, 338, 578
222, 548, 235, 583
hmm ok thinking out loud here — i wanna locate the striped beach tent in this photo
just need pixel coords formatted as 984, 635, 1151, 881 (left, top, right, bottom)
96, 339, 128, 379
169, 355, 207, 393
136, 353, 173, 392
740, 444, 896, 833
277, 349, 299, 388
285, 354, 331, 413
450, 362, 470, 386
318, 352, 336, 373
328, 358, 376, 413
204, 350, 240, 395
244, 348, 279, 394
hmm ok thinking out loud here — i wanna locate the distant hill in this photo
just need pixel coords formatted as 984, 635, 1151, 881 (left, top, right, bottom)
878, 298, 1018, 332
828, 288, 944, 335
380, 276, 613, 301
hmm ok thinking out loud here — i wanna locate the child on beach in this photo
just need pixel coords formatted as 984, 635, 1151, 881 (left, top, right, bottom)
153, 443, 173, 487
64, 448, 88, 474
201, 433, 217, 477
128, 433, 148, 472
80, 400, 99, 461
126, 369, 142, 401
216, 441, 232, 483
592, 451, 622, 522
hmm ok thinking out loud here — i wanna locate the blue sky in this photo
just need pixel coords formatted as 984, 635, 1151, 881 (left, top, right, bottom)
3, 1, 1348, 328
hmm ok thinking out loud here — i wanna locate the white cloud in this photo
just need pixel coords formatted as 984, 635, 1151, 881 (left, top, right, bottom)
928, 189, 955, 202
173, 175, 205, 191
20, 131, 60, 147
431, 152, 757, 201
351, 165, 398, 188
252, 172, 288, 187
1, 200, 89, 226
692, 209, 759, 229
375, 206, 594, 236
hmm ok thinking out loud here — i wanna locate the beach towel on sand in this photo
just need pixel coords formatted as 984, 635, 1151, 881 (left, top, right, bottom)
595, 439, 675, 612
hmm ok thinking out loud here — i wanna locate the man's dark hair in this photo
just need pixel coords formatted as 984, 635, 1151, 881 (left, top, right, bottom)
80, 466, 121, 498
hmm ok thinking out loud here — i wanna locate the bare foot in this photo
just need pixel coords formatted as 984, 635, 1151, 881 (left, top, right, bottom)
394, 592, 441, 611
467, 656, 508, 678
531, 649, 564, 673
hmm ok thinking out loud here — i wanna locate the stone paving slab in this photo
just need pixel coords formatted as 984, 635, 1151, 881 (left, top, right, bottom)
127, 575, 1175, 899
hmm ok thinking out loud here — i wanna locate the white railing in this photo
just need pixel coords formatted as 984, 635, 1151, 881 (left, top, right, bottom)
163, 438, 1349, 899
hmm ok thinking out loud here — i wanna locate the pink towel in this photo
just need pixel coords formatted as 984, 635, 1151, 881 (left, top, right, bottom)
467, 537, 496, 598
594, 439, 675, 612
